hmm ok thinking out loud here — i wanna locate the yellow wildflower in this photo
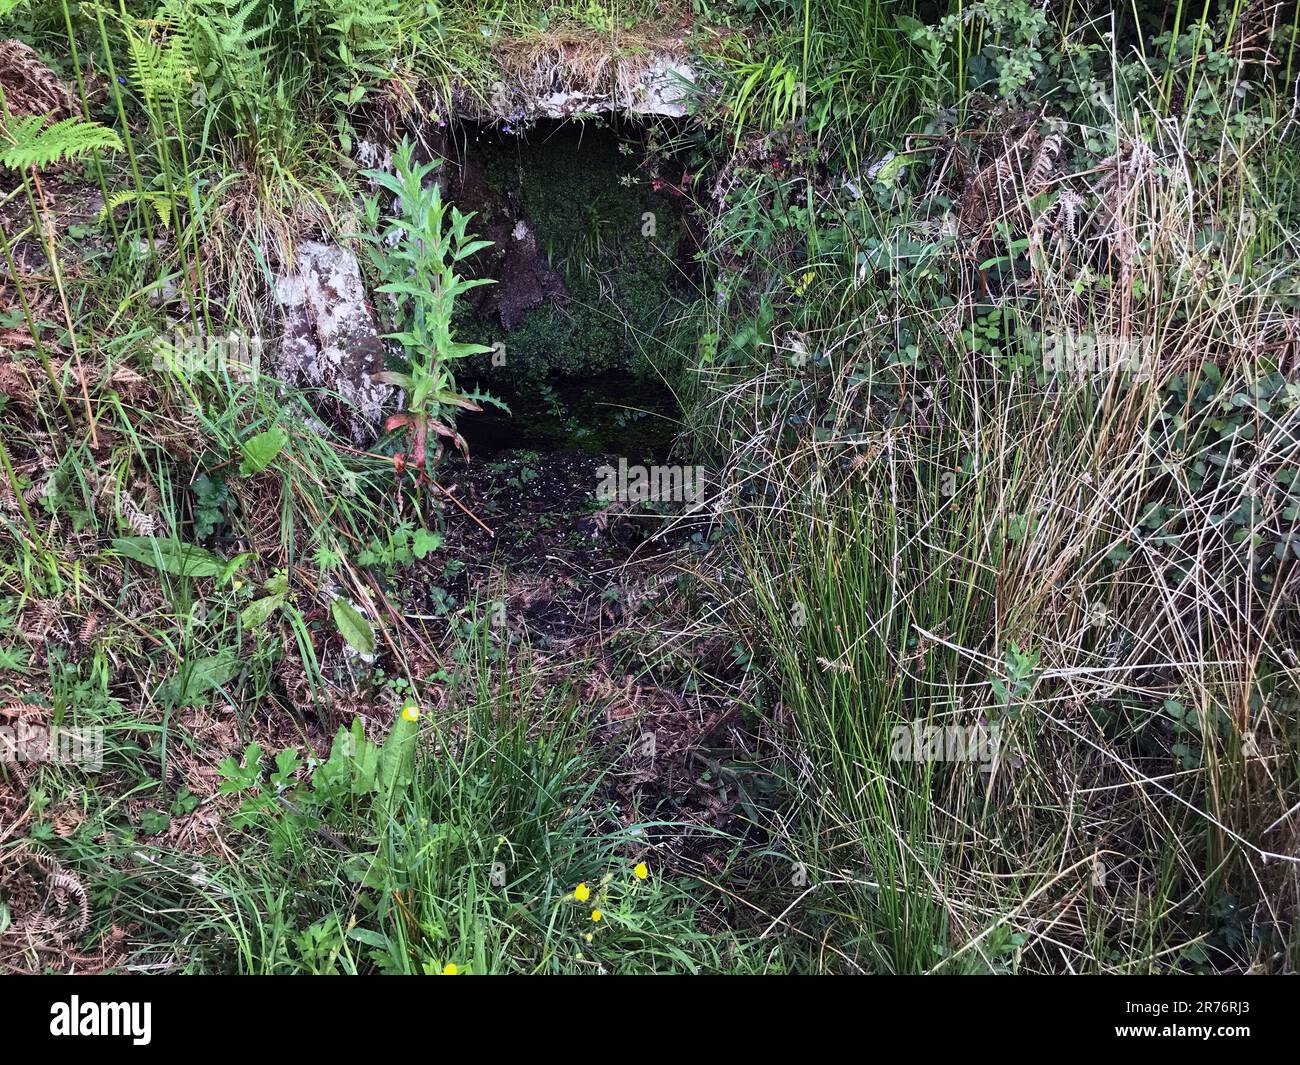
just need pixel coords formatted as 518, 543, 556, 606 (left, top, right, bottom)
442, 963, 459, 975
633, 862, 649, 880
590, 909, 603, 922
401, 703, 420, 722
574, 882, 591, 902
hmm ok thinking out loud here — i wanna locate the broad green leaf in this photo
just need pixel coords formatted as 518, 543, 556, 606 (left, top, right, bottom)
241, 594, 285, 630
218, 553, 255, 584
331, 598, 376, 656
377, 704, 420, 808
239, 426, 288, 476
160, 655, 242, 707
113, 537, 230, 578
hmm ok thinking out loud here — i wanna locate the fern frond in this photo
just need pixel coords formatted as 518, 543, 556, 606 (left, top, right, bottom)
188, 0, 275, 119
0, 115, 123, 171
99, 188, 176, 229
127, 7, 196, 108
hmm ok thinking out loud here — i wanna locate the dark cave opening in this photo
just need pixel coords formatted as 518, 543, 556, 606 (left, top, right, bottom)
441, 116, 702, 459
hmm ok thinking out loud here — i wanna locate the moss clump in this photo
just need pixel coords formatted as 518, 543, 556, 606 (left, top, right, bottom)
458, 121, 688, 384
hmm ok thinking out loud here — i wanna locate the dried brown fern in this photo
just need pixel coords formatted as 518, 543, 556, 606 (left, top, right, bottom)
78, 609, 100, 645
0, 40, 77, 121
18, 598, 58, 644
0, 845, 91, 960
117, 492, 158, 536
1, 701, 49, 722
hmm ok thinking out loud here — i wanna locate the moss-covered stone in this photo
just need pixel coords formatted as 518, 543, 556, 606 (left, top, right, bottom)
454, 121, 688, 385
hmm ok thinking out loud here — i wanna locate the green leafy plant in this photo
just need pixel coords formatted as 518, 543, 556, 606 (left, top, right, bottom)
356, 137, 496, 474
239, 425, 288, 476
219, 705, 421, 855
0, 114, 123, 171
355, 521, 442, 568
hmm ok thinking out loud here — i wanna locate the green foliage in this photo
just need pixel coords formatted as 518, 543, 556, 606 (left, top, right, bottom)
220, 708, 412, 839
355, 520, 442, 568
684, 0, 1300, 975
160, 653, 243, 707
112, 536, 246, 580
329, 597, 376, 656
185, 0, 276, 130
465, 125, 686, 383
238, 425, 288, 476
902, 0, 1050, 99
989, 643, 1039, 720
298, 0, 403, 73
0, 114, 122, 171
124, 2, 196, 111
357, 137, 495, 424
190, 646, 748, 974
98, 188, 177, 229
8, 0, 1300, 978
1142, 368, 1300, 586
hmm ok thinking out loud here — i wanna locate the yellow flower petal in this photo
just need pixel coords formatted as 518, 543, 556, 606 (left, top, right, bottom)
401, 703, 420, 722
633, 862, 648, 880
442, 963, 459, 975
574, 882, 590, 902
590, 909, 603, 922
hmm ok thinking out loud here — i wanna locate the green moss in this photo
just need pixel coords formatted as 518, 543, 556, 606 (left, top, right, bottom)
461, 122, 687, 383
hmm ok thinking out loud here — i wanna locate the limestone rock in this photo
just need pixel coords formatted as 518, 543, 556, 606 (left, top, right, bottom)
448, 155, 569, 329
456, 53, 697, 123
273, 241, 396, 442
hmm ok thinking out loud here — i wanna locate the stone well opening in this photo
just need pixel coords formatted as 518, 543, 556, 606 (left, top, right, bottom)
443, 117, 700, 458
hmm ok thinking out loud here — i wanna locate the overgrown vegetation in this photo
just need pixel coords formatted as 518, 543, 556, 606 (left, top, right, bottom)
460, 121, 690, 382
2, 0, 1298, 975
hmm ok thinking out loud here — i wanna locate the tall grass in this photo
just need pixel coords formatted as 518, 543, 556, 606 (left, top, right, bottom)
690, 3, 1300, 972
4, 0, 1300, 975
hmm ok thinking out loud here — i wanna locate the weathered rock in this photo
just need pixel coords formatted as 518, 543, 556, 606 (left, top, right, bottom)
456, 52, 697, 124
617, 55, 696, 118
449, 154, 569, 329
273, 241, 396, 442
527, 56, 696, 120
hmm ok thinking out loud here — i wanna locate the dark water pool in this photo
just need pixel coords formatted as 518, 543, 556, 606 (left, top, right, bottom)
458, 370, 683, 460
